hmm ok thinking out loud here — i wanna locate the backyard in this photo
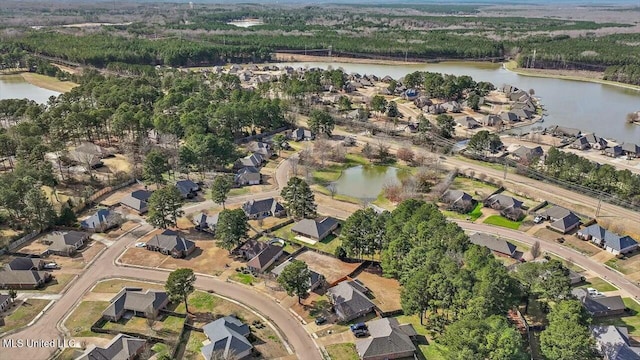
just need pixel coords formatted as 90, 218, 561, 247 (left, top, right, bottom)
64, 300, 111, 337
593, 298, 640, 336
449, 176, 499, 200
325, 343, 359, 360
102, 315, 185, 341
483, 215, 522, 230
394, 314, 447, 360
272, 223, 343, 255
354, 270, 402, 313
294, 250, 361, 284
0, 299, 50, 334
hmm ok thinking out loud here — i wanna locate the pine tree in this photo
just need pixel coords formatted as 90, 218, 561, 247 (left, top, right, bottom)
147, 185, 184, 229
280, 177, 316, 219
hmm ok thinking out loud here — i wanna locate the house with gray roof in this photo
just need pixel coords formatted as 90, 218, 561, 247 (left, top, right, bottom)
272, 259, 324, 292
540, 206, 581, 234
175, 179, 200, 199
604, 145, 623, 158
69, 142, 108, 169
622, 143, 640, 158
201, 316, 253, 360
45, 231, 88, 256
102, 288, 169, 322
327, 280, 376, 322
235, 153, 264, 169
0, 270, 51, 289
571, 136, 590, 150
356, 317, 417, 360
572, 288, 626, 318
246, 244, 284, 273
5, 257, 45, 271
193, 212, 218, 233
481, 114, 501, 127
441, 190, 475, 213
248, 142, 272, 159
484, 194, 525, 221
512, 108, 533, 120
289, 128, 314, 142
242, 198, 286, 219
81, 209, 121, 232
235, 166, 261, 186
585, 133, 608, 150
469, 233, 517, 258
441, 101, 461, 113
547, 125, 581, 138
511, 146, 543, 163
291, 217, 339, 241
591, 325, 640, 360
0, 294, 11, 313
75, 334, 146, 360
500, 111, 519, 123
119, 189, 152, 214
238, 240, 269, 261
455, 116, 480, 129
577, 224, 638, 255
146, 230, 196, 258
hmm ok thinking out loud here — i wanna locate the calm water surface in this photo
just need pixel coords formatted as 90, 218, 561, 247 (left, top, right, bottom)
274, 61, 640, 143
0, 75, 60, 104
333, 165, 407, 200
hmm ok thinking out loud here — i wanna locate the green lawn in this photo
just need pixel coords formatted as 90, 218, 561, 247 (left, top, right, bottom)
184, 330, 208, 360
442, 202, 484, 222
593, 298, 640, 336
483, 215, 522, 230
228, 187, 251, 197
230, 273, 255, 285
0, 299, 50, 334
175, 291, 220, 313
152, 342, 170, 358
393, 314, 447, 360
325, 343, 359, 360
312, 184, 361, 205
40, 273, 75, 293
272, 223, 343, 255
64, 301, 110, 337
578, 277, 618, 292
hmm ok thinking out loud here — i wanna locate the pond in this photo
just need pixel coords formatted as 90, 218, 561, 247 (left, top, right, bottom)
332, 165, 407, 200
227, 19, 264, 28
0, 75, 60, 104
273, 61, 640, 144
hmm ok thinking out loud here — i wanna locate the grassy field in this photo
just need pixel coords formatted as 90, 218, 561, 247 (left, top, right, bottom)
0, 299, 50, 334
272, 223, 342, 255
483, 215, 522, 230
578, 277, 618, 292
325, 343, 359, 360
92, 279, 163, 293
312, 184, 361, 205
65, 301, 110, 337
175, 291, 221, 314
593, 298, 640, 336
230, 273, 255, 285
20, 72, 78, 93
184, 330, 208, 360
40, 273, 75, 293
442, 202, 483, 221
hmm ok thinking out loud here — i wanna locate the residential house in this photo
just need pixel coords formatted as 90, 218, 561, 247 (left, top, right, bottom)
591, 325, 640, 360
289, 128, 315, 142
571, 136, 591, 150
511, 146, 544, 163
484, 194, 525, 221
404, 123, 418, 133
604, 145, 623, 158
291, 217, 340, 242
192, 212, 218, 233
235, 153, 264, 169
441, 190, 475, 213
242, 198, 286, 219
0, 294, 11, 312
45, 231, 88, 256
622, 143, 640, 158
572, 288, 626, 318
500, 111, 519, 123
547, 125, 581, 138
68, 142, 111, 169
512, 99, 536, 113
5, 257, 45, 271
235, 167, 261, 186
238, 240, 269, 261
201, 316, 253, 360
469, 233, 517, 258
246, 244, 284, 273
425, 104, 445, 115
249, 142, 273, 158
509, 89, 529, 102
81, 209, 121, 232
540, 206, 581, 234
119, 189, 152, 214
481, 114, 501, 127
403, 89, 419, 101
413, 96, 432, 109
585, 133, 608, 150
577, 224, 638, 255
76, 334, 146, 360
175, 179, 200, 199
102, 287, 169, 322
455, 116, 480, 129
327, 280, 376, 322
0, 270, 51, 289
356, 317, 417, 360
441, 101, 461, 113
146, 230, 196, 258
272, 259, 325, 292
512, 108, 533, 120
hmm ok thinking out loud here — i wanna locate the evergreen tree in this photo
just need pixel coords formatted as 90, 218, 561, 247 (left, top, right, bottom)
165, 268, 196, 314
308, 109, 335, 137
277, 260, 311, 304
147, 185, 184, 229
210, 175, 232, 209
143, 149, 170, 187
215, 209, 248, 252
280, 177, 316, 219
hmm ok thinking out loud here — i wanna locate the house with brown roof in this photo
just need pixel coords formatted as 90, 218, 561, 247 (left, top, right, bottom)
76, 334, 146, 360
102, 288, 169, 322
0, 270, 52, 290
246, 244, 284, 273
146, 230, 196, 258
327, 280, 376, 322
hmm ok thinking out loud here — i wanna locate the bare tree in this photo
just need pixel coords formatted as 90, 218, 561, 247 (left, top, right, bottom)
289, 157, 299, 177
313, 139, 332, 168
145, 305, 157, 331
530, 240, 541, 259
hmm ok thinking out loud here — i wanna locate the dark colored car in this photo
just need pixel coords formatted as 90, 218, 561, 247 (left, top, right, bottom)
350, 323, 367, 332
315, 316, 327, 325
353, 329, 369, 338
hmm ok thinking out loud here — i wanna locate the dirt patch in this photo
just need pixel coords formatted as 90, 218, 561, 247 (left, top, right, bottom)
99, 183, 145, 207
534, 228, 602, 257
294, 250, 361, 285
104, 221, 139, 239
92, 279, 164, 293
101, 154, 132, 175
355, 270, 402, 313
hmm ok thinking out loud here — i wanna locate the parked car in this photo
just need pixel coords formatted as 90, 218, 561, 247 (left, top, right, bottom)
353, 329, 369, 338
43, 262, 58, 269
350, 323, 367, 332
134, 242, 146, 248
533, 215, 544, 224
315, 316, 327, 325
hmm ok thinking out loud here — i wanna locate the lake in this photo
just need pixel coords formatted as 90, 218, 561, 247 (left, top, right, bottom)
0, 75, 60, 104
332, 165, 405, 200
273, 61, 640, 143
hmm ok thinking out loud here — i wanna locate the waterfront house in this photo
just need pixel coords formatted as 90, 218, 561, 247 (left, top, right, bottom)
76, 334, 146, 360
102, 288, 169, 322
571, 136, 590, 150
511, 146, 544, 163
622, 143, 640, 158
604, 145, 623, 158
201, 316, 253, 360
356, 318, 417, 360
500, 111, 519, 123
585, 133, 608, 150
146, 230, 196, 258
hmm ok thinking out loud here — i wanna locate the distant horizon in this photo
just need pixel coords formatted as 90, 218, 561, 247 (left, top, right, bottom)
14, 0, 640, 5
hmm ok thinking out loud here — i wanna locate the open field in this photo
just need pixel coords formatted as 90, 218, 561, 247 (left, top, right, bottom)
354, 270, 402, 313
483, 215, 522, 230
593, 298, 640, 336
101, 154, 132, 175
19, 72, 78, 92
325, 343, 359, 360
294, 250, 361, 285
577, 277, 618, 293
0, 299, 50, 334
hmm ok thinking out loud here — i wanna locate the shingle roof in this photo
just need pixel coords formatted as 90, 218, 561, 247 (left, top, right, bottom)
102, 288, 168, 318
193, 213, 218, 229
549, 213, 581, 232
239, 240, 269, 259
469, 233, 516, 256
175, 179, 199, 196
119, 190, 152, 212
5, 257, 43, 271
46, 231, 87, 252
356, 318, 416, 359
237, 153, 263, 168
0, 294, 10, 304
146, 230, 195, 253
573, 289, 626, 315
247, 244, 283, 271
591, 326, 640, 360
235, 166, 261, 184
81, 209, 115, 230
486, 194, 523, 210
201, 316, 252, 360
579, 224, 638, 252
442, 190, 472, 204
0, 270, 48, 286
327, 281, 375, 320
242, 198, 284, 216
76, 334, 146, 360
291, 217, 339, 240
541, 205, 573, 220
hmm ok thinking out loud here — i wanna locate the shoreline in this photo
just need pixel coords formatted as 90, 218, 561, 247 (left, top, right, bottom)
17, 73, 77, 93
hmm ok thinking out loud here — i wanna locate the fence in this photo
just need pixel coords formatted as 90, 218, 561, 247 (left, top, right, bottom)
74, 178, 136, 213
7, 231, 40, 252
233, 126, 291, 145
